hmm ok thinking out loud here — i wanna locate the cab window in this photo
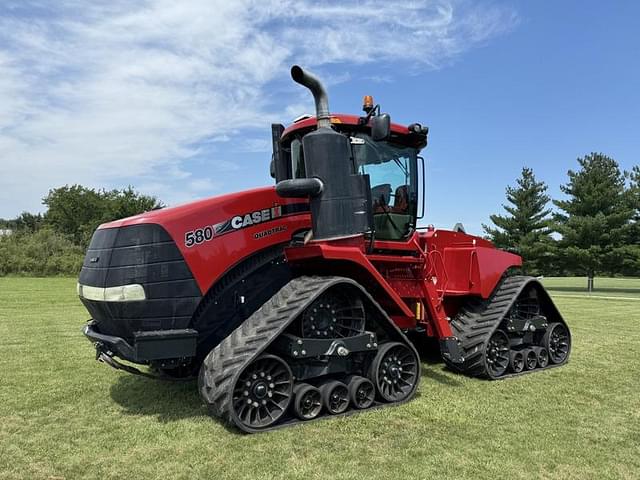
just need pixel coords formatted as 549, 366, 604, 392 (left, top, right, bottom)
354, 135, 417, 240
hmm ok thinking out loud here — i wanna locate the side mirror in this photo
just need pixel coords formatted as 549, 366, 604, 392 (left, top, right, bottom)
371, 113, 390, 141
269, 157, 276, 179
271, 123, 288, 182
417, 156, 425, 219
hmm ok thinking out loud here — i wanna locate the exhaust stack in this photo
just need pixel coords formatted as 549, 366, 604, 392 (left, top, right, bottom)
276, 65, 372, 241
290, 65, 331, 129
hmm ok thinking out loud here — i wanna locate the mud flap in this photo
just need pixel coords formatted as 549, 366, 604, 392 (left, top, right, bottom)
439, 337, 464, 363
440, 337, 464, 363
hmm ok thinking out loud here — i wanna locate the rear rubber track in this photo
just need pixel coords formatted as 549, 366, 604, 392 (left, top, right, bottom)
445, 275, 570, 379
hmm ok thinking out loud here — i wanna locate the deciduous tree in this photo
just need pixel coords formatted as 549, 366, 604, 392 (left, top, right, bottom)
43, 185, 162, 246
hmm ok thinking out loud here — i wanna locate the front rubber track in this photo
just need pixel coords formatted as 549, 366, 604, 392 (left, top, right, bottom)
445, 275, 571, 379
198, 275, 420, 433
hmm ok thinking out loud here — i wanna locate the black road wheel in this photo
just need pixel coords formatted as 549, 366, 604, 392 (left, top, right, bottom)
485, 330, 510, 378
510, 350, 525, 373
537, 347, 550, 368
301, 290, 365, 339
346, 376, 375, 409
320, 380, 350, 414
370, 342, 419, 402
231, 354, 293, 430
543, 322, 571, 364
293, 383, 322, 420
525, 349, 538, 370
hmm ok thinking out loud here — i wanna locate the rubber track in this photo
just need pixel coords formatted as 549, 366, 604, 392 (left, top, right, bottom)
198, 275, 420, 433
445, 275, 569, 379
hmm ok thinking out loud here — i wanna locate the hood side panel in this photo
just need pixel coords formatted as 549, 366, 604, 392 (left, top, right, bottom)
97, 187, 311, 294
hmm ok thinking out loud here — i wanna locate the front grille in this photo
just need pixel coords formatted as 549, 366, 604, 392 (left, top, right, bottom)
79, 224, 202, 341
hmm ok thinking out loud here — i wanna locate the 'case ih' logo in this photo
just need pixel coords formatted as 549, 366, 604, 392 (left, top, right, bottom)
184, 206, 283, 248
231, 206, 282, 230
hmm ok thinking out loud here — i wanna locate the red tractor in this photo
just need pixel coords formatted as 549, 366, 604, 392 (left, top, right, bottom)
79, 66, 571, 432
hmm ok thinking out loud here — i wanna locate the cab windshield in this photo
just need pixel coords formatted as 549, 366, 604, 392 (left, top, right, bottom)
353, 135, 418, 240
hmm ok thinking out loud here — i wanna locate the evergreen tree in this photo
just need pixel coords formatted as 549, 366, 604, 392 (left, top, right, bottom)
553, 153, 633, 290
628, 166, 640, 239
483, 167, 554, 275
618, 165, 640, 276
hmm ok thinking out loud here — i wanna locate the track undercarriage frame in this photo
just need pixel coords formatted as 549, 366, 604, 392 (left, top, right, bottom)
195, 236, 570, 432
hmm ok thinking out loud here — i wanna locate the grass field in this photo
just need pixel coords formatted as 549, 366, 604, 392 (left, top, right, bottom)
542, 276, 640, 298
1, 277, 639, 480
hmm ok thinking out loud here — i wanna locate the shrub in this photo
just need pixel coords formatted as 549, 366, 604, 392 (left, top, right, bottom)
0, 228, 84, 276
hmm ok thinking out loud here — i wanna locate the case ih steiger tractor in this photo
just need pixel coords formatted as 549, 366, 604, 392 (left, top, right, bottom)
78, 65, 571, 432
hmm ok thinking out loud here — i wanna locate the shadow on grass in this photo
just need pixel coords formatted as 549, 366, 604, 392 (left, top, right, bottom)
110, 374, 205, 422
108, 338, 461, 427
408, 334, 463, 387
408, 333, 442, 365
420, 364, 462, 387
546, 286, 640, 295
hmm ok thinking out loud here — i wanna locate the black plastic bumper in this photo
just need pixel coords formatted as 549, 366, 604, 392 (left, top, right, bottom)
83, 321, 198, 364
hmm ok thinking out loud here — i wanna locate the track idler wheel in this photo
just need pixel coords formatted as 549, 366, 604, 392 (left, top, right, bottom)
510, 350, 525, 373
524, 349, 538, 370
370, 342, 419, 402
543, 322, 571, 364
231, 354, 293, 430
293, 383, 322, 420
346, 376, 375, 409
536, 347, 550, 368
320, 380, 350, 414
485, 330, 510, 378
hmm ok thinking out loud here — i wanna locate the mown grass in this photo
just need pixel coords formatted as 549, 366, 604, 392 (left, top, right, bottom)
542, 276, 640, 298
1, 277, 639, 480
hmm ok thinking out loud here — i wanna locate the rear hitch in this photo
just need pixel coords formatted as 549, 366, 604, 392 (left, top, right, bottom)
94, 341, 105, 360
95, 346, 192, 382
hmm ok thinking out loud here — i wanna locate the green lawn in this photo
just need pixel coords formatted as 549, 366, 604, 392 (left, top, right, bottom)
1, 277, 639, 480
542, 276, 640, 298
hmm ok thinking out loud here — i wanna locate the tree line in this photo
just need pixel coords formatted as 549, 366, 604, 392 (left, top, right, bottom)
0, 185, 161, 276
1, 153, 638, 282
483, 153, 640, 290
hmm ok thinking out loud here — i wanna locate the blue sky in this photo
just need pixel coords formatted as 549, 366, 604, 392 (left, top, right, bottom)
1, 1, 638, 235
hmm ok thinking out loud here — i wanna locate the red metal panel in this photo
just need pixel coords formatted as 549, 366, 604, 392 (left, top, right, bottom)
422, 229, 522, 299
285, 240, 415, 319
99, 187, 311, 294
473, 247, 522, 298
98, 184, 521, 340
281, 114, 410, 139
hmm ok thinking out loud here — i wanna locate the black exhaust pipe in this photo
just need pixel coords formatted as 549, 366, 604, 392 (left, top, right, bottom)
277, 65, 372, 241
290, 65, 331, 129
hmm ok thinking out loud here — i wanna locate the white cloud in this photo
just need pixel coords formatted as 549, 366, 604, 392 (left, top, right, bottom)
0, 0, 517, 217
240, 138, 272, 153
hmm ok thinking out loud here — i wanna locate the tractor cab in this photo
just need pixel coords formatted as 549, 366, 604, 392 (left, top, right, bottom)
353, 133, 418, 240
272, 109, 427, 241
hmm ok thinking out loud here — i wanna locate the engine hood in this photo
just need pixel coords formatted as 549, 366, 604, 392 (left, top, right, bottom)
96, 186, 311, 294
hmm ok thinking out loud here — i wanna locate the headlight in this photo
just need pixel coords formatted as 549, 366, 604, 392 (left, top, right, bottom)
77, 283, 146, 302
